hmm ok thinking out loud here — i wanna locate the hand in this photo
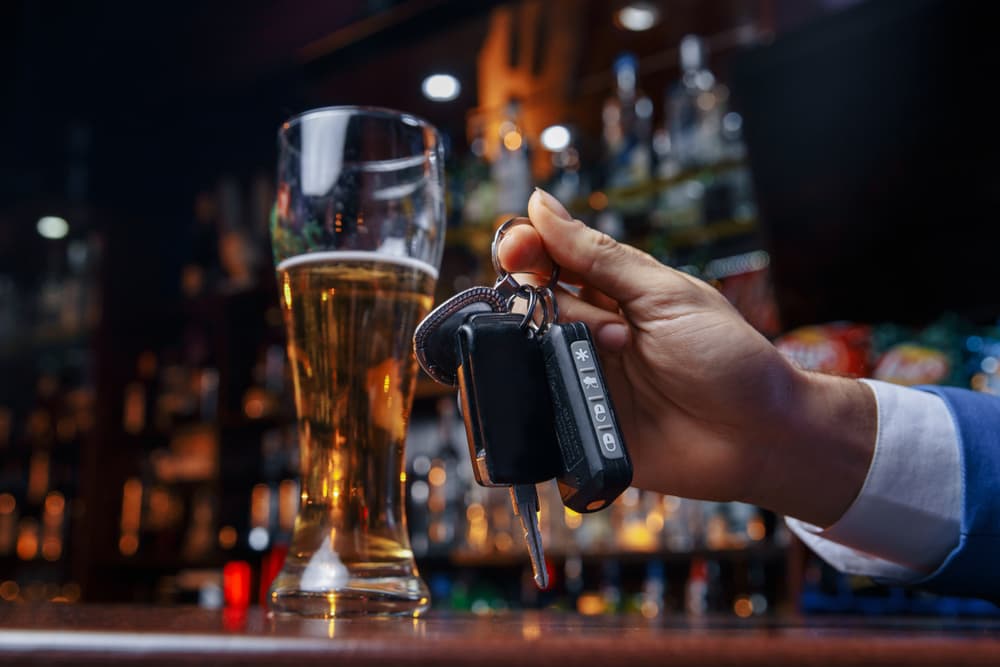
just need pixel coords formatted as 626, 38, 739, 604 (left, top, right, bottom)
499, 189, 876, 526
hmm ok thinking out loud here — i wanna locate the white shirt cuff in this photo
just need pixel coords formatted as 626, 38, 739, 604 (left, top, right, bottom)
786, 379, 961, 582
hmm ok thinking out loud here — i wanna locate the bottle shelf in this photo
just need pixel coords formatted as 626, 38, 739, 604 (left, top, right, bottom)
447, 543, 787, 568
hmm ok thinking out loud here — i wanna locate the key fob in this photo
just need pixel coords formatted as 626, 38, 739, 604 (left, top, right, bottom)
542, 321, 633, 513
456, 312, 562, 487
414, 286, 507, 386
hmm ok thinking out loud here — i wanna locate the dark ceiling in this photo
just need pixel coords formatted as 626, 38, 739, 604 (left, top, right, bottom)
0, 0, 840, 285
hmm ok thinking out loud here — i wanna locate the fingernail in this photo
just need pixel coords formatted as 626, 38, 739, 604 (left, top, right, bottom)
533, 187, 572, 221
595, 323, 628, 352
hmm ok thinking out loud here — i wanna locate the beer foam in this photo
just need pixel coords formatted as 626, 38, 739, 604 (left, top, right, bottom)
277, 250, 438, 279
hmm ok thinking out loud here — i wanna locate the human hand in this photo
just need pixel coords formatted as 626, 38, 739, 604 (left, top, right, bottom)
498, 189, 876, 526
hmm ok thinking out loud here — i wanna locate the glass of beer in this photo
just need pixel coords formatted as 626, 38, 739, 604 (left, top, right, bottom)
267, 107, 444, 616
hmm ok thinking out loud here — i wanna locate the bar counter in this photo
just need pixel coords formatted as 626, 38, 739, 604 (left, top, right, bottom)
2, 605, 999, 666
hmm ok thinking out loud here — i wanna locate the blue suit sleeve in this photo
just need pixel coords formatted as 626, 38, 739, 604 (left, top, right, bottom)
912, 386, 1000, 601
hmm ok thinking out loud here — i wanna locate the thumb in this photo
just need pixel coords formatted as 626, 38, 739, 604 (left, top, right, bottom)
528, 188, 666, 304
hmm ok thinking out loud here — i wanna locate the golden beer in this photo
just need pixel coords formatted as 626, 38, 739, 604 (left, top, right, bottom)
268, 251, 436, 615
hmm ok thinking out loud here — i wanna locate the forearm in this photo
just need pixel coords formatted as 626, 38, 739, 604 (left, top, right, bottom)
747, 369, 877, 527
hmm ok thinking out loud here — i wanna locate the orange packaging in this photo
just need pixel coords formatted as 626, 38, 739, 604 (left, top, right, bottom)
774, 322, 872, 377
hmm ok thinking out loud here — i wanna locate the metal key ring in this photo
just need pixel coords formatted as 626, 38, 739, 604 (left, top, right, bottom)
491, 217, 560, 295
537, 286, 560, 332
505, 284, 539, 331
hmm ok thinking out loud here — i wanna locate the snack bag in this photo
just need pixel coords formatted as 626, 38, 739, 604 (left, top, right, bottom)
774, 322, 871, 377
872, 343, 951, 386
871, 312, 970, 387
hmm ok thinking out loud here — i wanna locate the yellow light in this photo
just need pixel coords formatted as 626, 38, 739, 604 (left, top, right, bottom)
645, 511, 665, 533
16, 521, 38, 560
251, 483, 271, 528
494, 532, 514, 552
399, 472, 407, 483
41, 537, 61, 561
244, 397, 265, 419
564, 507, 582, 529
428, 466, 446, 487
383, 374, 391, 394
120, 478, 142, 532
466, 504, 485, 522
503, 131, 523, 151
640, 600, 660, 619
119, 533, 139, 556
282, 274, 292, 309
588, 191, 608, 211
218, 525, 238, 550
747, 516, 766, 541
577, 593, 606, 616
733, 596, 754, 618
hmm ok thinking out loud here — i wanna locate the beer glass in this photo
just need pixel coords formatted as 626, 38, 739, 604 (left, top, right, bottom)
268, 107, 444, 616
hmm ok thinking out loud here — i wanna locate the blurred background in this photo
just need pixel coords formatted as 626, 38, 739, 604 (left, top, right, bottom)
2, 0, 999, 618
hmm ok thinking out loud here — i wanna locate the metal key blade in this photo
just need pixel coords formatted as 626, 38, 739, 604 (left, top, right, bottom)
510, 483, 548, 589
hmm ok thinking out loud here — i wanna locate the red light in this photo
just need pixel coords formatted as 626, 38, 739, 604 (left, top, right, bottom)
258, 544, 288, 606
223, 561, 251, 608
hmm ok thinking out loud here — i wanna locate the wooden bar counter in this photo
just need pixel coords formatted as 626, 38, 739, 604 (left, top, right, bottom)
2, 605, 999, 666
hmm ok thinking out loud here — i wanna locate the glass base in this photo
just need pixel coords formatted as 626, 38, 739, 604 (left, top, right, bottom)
269, 575, 430, 617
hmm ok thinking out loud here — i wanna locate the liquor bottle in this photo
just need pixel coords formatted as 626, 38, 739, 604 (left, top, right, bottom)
599, 52, 654, 238
492, 99, 532, 218
545, 129, 587, 209
666, 35, 725, 169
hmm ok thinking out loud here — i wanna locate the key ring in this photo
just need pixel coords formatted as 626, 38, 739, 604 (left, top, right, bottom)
536, 286, 559, 333
491, 218, 560, 296
505, 284, 539, 331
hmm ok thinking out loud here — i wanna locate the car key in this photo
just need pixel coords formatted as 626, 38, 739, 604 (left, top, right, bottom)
454, 311, 561, 486
414, 286, 507, 386
455, 311, 559, 588
541, 319, 633, 513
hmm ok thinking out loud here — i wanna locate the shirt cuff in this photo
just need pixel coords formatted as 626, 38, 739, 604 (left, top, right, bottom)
786, 379, 961, 581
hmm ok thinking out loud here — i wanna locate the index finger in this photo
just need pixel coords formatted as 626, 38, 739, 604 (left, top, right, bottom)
497, 220, 588, 287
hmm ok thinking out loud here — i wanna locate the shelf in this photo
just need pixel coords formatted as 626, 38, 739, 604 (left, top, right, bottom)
447, 543, 787, 568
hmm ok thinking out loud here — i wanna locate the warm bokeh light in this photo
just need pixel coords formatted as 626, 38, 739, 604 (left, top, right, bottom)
734, 595, 754, 618
44, 491, 65, 517
251, 483, 271, 528
119, 533, 139, 556
42, 537, 62, 561
428, 465, 446, 487
218, 525, 238, 550
588, 191, 609, 210
502, 131, 523, 151
747, 515, 767, 541
16, 519, 39, 560
577, 592, 606, 616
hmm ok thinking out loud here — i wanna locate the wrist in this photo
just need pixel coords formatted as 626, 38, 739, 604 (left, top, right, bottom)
749, 368, 877, 527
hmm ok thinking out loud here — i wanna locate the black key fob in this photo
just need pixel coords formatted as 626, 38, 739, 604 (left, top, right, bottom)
456, 312, 562, 487
542, 321, 633, 513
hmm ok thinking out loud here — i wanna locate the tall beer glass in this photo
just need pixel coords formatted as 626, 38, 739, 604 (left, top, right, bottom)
268, 107, 444, 616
